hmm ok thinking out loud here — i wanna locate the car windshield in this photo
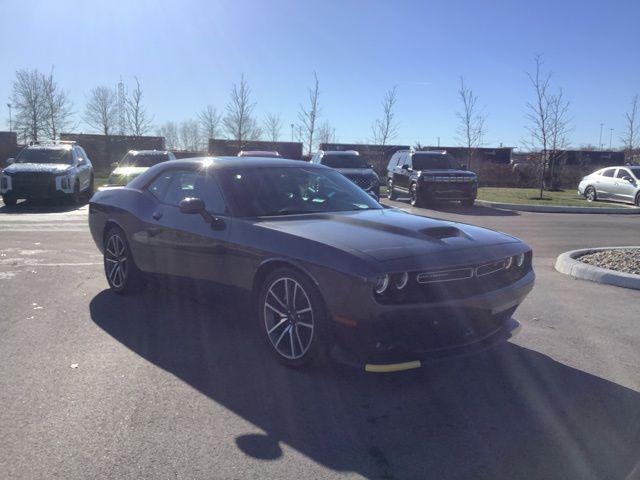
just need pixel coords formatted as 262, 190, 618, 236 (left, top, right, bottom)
412, 154, 453, 170
218, 166, 381, 217
321, 154, 367, 169
629, 167, 640, 179
16, 148, 73, 164
120, 153, 169, 168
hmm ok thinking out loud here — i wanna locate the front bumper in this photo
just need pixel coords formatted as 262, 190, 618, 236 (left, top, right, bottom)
1, 173, 75, 199
419, 180, 477, 201
329, 269, 534, 370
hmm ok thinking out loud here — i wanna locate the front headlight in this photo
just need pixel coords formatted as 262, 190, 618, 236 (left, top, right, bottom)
392, 272, 409, 290
60, 176, 71, 189
374, 274, 390, 295
515, 253, 525, 268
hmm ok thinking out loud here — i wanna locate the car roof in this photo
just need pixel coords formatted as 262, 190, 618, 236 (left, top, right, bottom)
166, 156, 319, 170
320, 150, 359, 156
25, 143, 72, 151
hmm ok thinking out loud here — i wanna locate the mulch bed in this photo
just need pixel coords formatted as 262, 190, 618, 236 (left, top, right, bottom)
578, 248, 640, 275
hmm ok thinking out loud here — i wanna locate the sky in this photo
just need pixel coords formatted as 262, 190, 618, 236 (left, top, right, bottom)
1, 0, 639, 150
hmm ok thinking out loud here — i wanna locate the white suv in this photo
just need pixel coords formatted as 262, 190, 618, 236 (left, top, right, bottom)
1, 142, 94, 206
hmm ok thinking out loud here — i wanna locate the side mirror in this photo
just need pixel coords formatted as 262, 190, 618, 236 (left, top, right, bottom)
179, 197, 226, 230
401, 164, 410, 170
624, 176, 635, 183
77, 158, 86, 165
368, 164, 374, 169
6, 158, 14, 165
179, 197, 205, 215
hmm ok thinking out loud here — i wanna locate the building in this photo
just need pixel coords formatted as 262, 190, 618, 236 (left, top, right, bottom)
208, 139, 303, 160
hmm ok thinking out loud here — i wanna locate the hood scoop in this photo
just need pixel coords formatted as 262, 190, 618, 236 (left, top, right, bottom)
420, 226, 466, 240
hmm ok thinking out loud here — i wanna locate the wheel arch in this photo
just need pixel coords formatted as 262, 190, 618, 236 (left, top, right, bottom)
252, 258, 322, 305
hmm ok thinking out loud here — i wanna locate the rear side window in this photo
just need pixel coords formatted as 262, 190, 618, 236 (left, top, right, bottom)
602, 169, 615, 177
147, 171, 174, 199
387, 154, 399, 170
163, 171, 199, 205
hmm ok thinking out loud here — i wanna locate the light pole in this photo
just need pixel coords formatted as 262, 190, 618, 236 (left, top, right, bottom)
6, 103, 12, 132
290, 123, 294, 142
599, 123, 604, 151
609, 128, 613, 150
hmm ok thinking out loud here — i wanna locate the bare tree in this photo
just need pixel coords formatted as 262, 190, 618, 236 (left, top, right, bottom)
42, 67, 74, 139
316, 121, 336, 145
223, 75, 262, 144
524, 55, 556, 199
263, 113, 283, 142
156, 121, 179, 150
298, 72, 320, 155
546, 89, 571, 187
85, 86, 118, 136
125, 77, 153, 137
621, 94, 639, 162
456, 78, 486, 171
371, 86, 399, 146
11, 69, 47, 142
179, 119, 202, 151
198, 105, 222, 145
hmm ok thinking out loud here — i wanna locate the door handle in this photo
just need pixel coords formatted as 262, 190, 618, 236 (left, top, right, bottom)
152, 211, 163, 220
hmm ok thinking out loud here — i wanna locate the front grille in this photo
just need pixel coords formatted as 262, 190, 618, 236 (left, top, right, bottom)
377, 252, 532, 305
424, 175, 475, 182
346, 175, 375, 191
10, 173, 56, 197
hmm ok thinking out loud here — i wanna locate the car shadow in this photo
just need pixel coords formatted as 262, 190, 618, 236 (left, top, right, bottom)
89, 283, 640, 480
0, 198, 86, 214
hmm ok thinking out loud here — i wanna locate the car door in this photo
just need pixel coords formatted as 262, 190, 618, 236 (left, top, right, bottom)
597, 168, 617, 199
393, 153, 409, 192
613, 168, 637, 203
145, 168, 231, 282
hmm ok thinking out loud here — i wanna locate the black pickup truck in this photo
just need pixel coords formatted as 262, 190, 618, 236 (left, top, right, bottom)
386, 150, 478, 207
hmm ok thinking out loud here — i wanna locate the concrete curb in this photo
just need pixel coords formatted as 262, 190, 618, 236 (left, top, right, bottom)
555, 247, 640, 290
476, 199, 640, 214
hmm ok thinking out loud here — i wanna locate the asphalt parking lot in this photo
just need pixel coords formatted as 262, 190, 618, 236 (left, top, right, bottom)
1, 199, 639, 480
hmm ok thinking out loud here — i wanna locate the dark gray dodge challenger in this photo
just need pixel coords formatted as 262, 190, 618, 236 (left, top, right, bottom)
89, 157, 534, 372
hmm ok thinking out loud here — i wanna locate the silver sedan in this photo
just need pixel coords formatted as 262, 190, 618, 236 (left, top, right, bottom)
578, 166, 640, 206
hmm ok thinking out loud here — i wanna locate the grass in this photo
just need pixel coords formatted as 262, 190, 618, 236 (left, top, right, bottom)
477, 187, 626, 208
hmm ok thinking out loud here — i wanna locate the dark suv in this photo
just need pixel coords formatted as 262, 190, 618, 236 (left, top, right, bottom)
310, 150, 380, 197
386, 150, 477, 207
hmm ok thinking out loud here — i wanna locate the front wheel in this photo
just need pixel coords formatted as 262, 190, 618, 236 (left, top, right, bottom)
584, 186, 597, 202
635, 193, 640, 207
2, 195, 17, 207
104, 227, 144, 294
258, 268, 327, 368
86, 175, 94, 199
409, 183, 424, 207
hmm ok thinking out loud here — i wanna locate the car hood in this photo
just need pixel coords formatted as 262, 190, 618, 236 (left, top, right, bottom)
334, 168, 377, 177
3, 163, 72, 174
257, 208, 520, 262
419, 169, 476, 176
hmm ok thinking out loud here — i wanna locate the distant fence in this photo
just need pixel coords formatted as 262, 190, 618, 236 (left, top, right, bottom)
209, 139, 303, 160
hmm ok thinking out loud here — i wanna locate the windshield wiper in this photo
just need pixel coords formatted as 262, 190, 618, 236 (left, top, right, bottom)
275, 208, 317, 215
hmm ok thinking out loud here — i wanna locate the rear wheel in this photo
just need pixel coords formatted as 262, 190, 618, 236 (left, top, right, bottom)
86, 175, 94, 199
104, 227, 144, 294
387, 179, 397, 200
2, 195, 17, 207
635, 192, 640, 207
585, 186, 597, 202
258, 267, 327, 368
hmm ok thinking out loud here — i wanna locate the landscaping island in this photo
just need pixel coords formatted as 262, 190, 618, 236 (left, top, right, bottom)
578, 248, 640, 275
477, 187, 626, 208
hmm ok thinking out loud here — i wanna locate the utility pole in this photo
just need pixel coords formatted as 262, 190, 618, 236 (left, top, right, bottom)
609, 128, 613, 150
437, 136, 440, 147
6, 103, 11, 132
599, 123, 604, 151
290, 123, 294, 142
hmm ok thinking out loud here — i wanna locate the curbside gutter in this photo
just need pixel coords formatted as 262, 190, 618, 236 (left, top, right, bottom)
555, 247, 640, 290
476, 199, 640, 214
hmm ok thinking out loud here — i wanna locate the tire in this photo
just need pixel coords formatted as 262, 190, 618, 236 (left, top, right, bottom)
409, 182, 424, 207
72, 180, 82, 205
86, 175, 94, 199
387, 179, 397, 200
103, 226, 144, 295
257, 267, 327, 368
635, 193, 640, 207
460, 199, 475, 207
2, 195, 17, 207
584, 186, 597, 202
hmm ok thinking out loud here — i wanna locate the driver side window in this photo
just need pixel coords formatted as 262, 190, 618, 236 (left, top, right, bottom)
148, 169, 226, 213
